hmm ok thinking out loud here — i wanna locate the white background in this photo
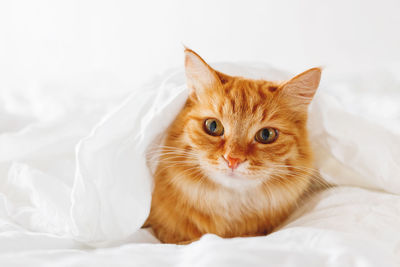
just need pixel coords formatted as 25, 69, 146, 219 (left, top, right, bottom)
0, 0, 400, 94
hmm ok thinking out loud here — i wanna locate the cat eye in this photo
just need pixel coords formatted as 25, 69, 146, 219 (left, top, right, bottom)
255, 128, 278, 144
203, 118, 224, 136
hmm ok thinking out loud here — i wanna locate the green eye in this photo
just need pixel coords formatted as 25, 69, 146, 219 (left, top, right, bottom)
204, 118, 224, 136
255, 128, 278, 144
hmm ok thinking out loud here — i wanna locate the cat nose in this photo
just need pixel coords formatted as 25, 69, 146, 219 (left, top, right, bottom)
223, 155, 243, 170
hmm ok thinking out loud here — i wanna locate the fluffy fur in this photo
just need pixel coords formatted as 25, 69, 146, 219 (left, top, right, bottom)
145, 49, 322, 244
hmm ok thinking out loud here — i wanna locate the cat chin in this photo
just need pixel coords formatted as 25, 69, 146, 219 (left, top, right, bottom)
204, 170, 264, 190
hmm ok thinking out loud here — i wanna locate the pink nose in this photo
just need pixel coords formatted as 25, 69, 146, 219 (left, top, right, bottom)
224, 155, 243, 170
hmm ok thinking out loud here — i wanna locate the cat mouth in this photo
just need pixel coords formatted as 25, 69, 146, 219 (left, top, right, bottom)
224, 171, 237, 178
217, 168, 251, 181
200, 161, 262, 188
225, 169, 243, 178
205, 168, 263, 189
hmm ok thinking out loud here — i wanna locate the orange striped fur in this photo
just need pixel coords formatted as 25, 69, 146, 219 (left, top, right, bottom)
145, 49, 322, 244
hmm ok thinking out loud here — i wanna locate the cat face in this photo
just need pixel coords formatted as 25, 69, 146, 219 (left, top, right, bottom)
166, 49, 321, 190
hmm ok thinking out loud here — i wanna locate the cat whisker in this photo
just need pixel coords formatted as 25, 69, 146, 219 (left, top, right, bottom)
248, 166, 331, 191
154, 161, 199, 173
147, 152, 198, 162
146, 150, 197, 158
167, 167, 204, 184
147, 145, 197, 154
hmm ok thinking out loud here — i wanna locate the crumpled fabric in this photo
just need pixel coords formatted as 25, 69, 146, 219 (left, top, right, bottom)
0, 62, 399, 247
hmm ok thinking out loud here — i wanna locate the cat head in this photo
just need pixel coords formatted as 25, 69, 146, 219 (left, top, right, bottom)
166, 49, 321, 190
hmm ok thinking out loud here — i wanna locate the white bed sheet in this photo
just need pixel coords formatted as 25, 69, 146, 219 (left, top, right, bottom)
0, 187, 398, 267
0, 63, 399, 266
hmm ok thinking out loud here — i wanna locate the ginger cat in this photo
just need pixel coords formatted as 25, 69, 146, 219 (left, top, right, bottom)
145, 49, 322, 244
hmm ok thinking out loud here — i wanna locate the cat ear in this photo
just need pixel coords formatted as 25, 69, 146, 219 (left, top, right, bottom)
184, 48, 221, 97
280, 67, 321, 107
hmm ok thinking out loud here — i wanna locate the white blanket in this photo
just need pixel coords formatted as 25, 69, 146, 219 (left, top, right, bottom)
0, 63, 399, 266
